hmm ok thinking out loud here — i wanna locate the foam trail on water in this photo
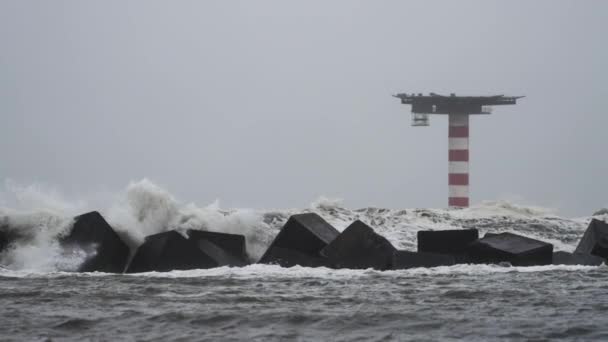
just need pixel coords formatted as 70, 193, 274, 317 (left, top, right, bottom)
0, 178, 596, 272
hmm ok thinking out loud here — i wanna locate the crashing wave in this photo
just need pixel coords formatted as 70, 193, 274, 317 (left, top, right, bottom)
0, 178, 594, 272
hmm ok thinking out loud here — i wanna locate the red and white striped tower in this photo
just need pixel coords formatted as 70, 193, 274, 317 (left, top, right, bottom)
393, 93, 522, 209
448, 114, 469, 208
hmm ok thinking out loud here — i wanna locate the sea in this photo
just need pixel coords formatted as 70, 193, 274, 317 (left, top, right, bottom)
1, 179, 608, 341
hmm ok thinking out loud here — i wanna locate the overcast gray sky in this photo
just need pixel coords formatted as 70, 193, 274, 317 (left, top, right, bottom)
1, 1, 606, 216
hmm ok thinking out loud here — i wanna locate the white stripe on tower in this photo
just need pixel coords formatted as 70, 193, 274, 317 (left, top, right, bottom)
448, 114, 469, 208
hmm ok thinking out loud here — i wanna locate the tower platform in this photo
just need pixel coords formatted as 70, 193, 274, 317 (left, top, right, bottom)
394, 93, 523, 208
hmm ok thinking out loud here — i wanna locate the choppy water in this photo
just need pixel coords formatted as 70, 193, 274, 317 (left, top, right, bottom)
3, 265, 608, 341
2, 179, 608, 340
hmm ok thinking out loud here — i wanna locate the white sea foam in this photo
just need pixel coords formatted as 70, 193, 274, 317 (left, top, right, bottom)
0, 210, 79, 271
3, 263, 599, 280
0, 178, 595, 273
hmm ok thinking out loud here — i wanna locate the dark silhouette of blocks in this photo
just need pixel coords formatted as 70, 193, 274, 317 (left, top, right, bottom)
552, 251, 604, 266
466, 232, 553, 266
0, 227, 13, 255
574, 219, 608, 259
259, 213, 339, 267
126, 230, 217, 273
320, 220, 396, 270
187, 230, 248, 267
392, 250, 455, 269
60, 211, 129, 273
417, 229, 479, 263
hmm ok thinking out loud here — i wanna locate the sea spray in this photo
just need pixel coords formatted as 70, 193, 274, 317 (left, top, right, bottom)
0, 210, 81, 271
104, 179, 181, 250
0, 178, 594, 272
105, 179, 274, 261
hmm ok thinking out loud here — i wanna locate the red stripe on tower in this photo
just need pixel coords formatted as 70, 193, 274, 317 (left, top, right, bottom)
449, 173, 469, 185
449, 126, 469, 138
448, 114, 469, 208
448, 150, 469, 161
449, 197, 469, 207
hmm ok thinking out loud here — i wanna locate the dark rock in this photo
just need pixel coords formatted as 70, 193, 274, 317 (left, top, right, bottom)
259, 213, 339, 266
260, 246, 328, 268
574, 219, 608, 259
552, 251, 604, 266
417, 229, 479, 263
0, 227, 13, 255
392, 250, 455, 270
187, 230, 247, 259
466, 232, 553, 266
187, 230, 248, 267
126, 230, 217, 273
60, 211, 129, 273
320, 220, 396, 270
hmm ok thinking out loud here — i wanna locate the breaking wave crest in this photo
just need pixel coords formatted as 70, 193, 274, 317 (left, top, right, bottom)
0, 179, 599, 273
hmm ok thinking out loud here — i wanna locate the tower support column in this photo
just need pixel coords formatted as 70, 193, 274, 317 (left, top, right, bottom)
448, 114, 469, 208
